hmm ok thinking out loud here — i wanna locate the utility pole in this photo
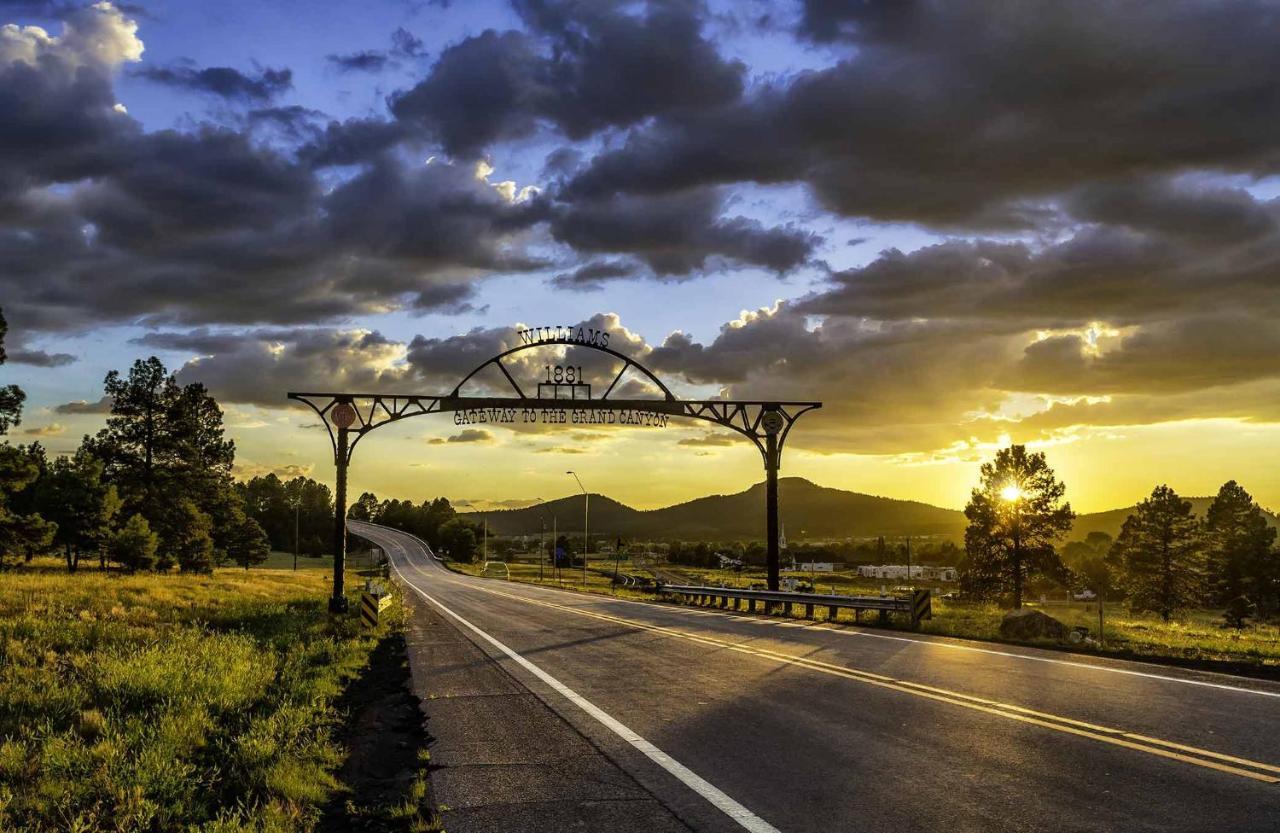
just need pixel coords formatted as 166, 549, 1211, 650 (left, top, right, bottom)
293, 498, 299, 572
613, 537, 622, 594
568, 471, 588, 588
906, 535, 912, 587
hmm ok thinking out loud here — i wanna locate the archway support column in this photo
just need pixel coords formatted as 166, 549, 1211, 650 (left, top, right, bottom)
330, 426, 350, 613
765, 431, 780, 596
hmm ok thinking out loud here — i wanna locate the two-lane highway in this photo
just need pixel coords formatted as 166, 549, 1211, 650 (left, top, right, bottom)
351, 521, 1280, 833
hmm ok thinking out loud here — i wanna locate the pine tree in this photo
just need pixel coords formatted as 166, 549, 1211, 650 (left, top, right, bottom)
0, 310, 25, 436
228, 514, 271, 570
85, 357, 236, 561
0, 311, 55, 564
110, 514, 158, 572
1109, 485, 1203, 620
34, 452, 121, 572
961, 445, 1076, 608
1203, 481, 1278, 610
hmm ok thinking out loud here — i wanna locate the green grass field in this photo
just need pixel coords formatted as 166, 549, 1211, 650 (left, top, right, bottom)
0, 559, 434, 833
454, 558, 1280, 672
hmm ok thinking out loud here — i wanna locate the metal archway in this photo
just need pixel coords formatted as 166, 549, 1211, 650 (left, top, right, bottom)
289, 335, 821, 611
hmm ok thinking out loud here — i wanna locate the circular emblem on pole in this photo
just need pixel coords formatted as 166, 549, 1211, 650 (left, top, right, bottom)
761, 410, 785, 435
330, 402, 357, 429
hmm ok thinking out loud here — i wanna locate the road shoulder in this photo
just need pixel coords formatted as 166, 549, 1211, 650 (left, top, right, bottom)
401, 589, 693, 833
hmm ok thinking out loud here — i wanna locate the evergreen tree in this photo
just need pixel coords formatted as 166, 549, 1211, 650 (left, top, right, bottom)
155, 499, 215, 573
110, 513, 159, 572
34, 452, 121, 572
85, 357, 236, 561
1109, 485, 1202, 620
0, 313, 55, 564
348, 491, 380, 522
227, 514, 271, 570
439, 517, 479, 562
961, 445, 1075, 608
1204, 481, 1279, 612
0, 310, 25, 436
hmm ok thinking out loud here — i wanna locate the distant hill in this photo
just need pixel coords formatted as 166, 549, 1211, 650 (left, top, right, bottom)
464, 479, 1280, 543
467, 477, 967, 541
1068, 497, 1280, 541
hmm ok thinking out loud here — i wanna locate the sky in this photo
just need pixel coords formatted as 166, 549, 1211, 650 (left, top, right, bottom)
2, 0, 1279, 514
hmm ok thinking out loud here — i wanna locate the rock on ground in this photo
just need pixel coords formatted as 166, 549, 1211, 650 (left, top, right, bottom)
999, 608, 1070, 642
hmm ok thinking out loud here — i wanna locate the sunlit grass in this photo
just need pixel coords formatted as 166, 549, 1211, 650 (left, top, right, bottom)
0, 560, 391, 831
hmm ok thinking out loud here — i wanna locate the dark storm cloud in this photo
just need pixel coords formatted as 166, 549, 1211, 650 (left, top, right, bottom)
390, 0, 743, 157
327, 50, 391, 73
53, 396, 113, 415
169, 328, 412, 408
549, 189, 818, 275
7, 349, 76, 367
549, 260, 637, 291
571, 0, 1280, 228
1003, 315, 1280, 397
0, 9, 141, 191
323, 158, 547, 271
298, 117, 409, 168
801, 186, 1280, 329
134, 62, 292, 103
327, 26, 425, 73
0, 3, 832, 338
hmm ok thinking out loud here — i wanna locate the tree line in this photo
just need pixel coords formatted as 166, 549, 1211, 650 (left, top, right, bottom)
347, 492, 485, 561
0, 308, 279, 572
959, 444, 1280, 622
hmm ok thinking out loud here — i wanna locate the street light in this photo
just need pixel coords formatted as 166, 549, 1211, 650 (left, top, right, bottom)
533, 497, 551, 583
567, 470, 588, 587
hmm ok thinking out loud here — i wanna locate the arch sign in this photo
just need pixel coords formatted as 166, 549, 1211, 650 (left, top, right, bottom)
290, 326, 821, 612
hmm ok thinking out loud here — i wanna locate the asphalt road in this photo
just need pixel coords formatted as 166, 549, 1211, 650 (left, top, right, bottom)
350, 521, 1280, 833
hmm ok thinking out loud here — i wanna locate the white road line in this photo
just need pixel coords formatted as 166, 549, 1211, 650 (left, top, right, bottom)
363, 525, 1280, 700
387, 551, 783, 833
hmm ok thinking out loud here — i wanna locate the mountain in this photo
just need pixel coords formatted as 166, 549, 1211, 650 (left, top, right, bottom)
464, 479, 1280, 543
466, 477, 967, 541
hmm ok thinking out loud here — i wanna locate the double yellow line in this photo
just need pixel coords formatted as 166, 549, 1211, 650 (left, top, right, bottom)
459, 580, 1280, 784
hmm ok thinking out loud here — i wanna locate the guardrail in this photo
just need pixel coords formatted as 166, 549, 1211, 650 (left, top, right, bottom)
657, 584, 932, 628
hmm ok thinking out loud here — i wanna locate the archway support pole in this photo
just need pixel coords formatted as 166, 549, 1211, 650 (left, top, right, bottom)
765, 431, 780, 597
330, 427, 350, 613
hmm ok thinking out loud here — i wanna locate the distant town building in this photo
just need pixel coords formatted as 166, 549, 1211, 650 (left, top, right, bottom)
784, 562, 835, 572
857, 564, 957, 582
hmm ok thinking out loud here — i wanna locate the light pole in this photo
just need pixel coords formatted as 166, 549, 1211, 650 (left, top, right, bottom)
1000, 483, 1024, 609
567, 470, 588, 587
533, 498, 546, 583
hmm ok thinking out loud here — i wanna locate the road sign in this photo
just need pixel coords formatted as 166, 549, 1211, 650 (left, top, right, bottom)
360, 589, 392, 629
331, 402, 357, 428
911, 589, 932, 626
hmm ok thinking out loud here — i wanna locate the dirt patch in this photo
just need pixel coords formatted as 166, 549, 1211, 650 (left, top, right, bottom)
319, 632, 440, 832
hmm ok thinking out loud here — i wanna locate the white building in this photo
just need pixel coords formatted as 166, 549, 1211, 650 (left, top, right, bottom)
857, 564, 957, 582
784, 562, 834, 572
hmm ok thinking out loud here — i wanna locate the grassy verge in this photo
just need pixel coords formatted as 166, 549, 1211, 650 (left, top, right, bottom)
0, 560, 435, 832
449, 558, 1280, 674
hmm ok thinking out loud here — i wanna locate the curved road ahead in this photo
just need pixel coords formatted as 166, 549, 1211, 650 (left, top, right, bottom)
350, 521, 1280, 833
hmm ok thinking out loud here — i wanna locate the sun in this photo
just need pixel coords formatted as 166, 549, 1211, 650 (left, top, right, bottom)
1000, 484, 1024, 502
